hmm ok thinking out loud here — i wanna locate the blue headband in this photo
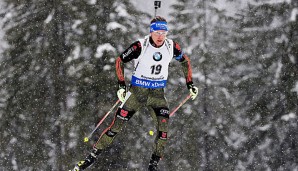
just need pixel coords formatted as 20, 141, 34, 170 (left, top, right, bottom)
150, 21, 168, 32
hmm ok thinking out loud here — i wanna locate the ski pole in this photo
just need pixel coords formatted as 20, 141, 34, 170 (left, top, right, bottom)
84, 99, 120, 142
169, 94, 191, 117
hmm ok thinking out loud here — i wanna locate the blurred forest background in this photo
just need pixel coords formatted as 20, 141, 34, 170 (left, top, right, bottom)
0, 0, 297, 170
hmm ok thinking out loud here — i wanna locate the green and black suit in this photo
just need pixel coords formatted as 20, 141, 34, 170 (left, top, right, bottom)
94, 36, 193, 158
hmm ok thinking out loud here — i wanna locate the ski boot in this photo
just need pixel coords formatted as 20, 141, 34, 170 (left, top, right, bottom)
71, 148, 102, 171
148, 154, 161, 171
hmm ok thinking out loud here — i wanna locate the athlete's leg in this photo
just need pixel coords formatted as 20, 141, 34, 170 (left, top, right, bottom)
72, 89, 142, 170
147, 88, 170, 171
94, 86, 147, 150
148, 106, 170, 157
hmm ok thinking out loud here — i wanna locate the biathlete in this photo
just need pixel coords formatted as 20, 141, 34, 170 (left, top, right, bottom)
71, 16, 198, 171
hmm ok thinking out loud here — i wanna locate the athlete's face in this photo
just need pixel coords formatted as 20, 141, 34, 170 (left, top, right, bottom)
151, 30, 167, 47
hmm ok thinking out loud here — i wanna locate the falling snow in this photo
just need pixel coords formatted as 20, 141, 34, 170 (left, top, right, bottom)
0, 0, 297, 171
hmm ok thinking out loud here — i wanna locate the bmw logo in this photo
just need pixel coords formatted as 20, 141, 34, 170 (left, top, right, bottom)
153, 52, 162, 61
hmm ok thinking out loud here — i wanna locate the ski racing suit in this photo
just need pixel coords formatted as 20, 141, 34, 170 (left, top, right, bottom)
94, 35, 193, 158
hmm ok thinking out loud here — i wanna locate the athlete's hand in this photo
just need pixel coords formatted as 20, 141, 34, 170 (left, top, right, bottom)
187, 84, 198, 100
117, 84, 126, 102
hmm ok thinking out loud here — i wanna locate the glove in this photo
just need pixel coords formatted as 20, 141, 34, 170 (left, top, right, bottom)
117, 83, 126, 102
187, 83, 198, 100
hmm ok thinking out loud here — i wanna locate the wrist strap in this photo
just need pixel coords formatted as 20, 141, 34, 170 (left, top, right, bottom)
186, 81, 194, 89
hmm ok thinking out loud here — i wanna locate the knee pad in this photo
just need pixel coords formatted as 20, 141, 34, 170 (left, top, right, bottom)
158, 131, 168, 140
116, 107, 135, 121
153, 107, 170, 118
105, 129, 117, 137
153, 107, 169, 131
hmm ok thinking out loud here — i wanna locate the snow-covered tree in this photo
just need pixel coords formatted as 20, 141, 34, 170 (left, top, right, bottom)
0, 0, 146, 170
228, 0, 298, 170
167, 0, 297, 170
168, 0, 239, 170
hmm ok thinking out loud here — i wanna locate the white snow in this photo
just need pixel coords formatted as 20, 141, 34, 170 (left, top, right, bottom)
90, 25, 97, 32
273, 59, 282, 84
68, 141, 77, 148
66, 92, 76, 108
192, 72, 207, 84
115, 5, 129, 17
9, 137, 17, 144
88, 0, 96, 5
249, 0, 291, 5
292, 81, 298, 96
214, 0, 246, 17
12, 157, 18, 170
128, 161, 142, 169
270, 17, 283, 28
225, 131, 247, 149
66, 45, 81, 63
180, 9, 193, 15
289, 54, 296, 64
281, 112, 296, 121
184, 105, 192, 115
267, 0, 290, 4
72, 20, 82, 30
0, 3, 11, 54
274, 34, 288, 43
106, 22, 127, 32
95, 43, 116, 58
209, 127, 216, 136
291, 8, 298, 21
44, 10, 54, 24
258, 124, 271, 131
72, 45, 80, 60
67, 64, 86, 81
258, 139, 272, 150
103, 65, 111, 71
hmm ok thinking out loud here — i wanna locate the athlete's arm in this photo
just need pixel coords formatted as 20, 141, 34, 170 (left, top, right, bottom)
115, 41, 142, 86
173, 41, 193, 86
